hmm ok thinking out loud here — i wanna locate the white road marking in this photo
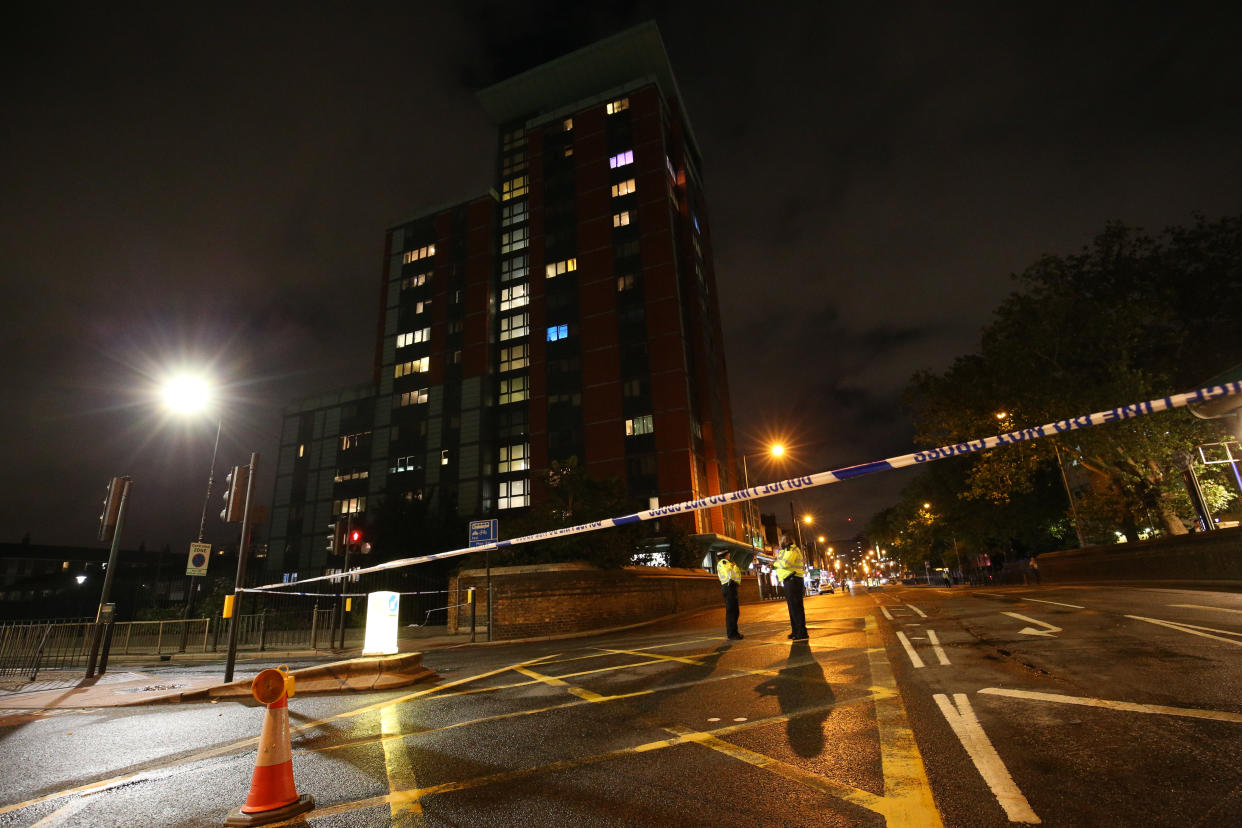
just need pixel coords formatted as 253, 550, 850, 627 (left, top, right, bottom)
707, 717, 720, 722
880, 606, 895, 620
976, 593, 1008, 599
1023, 598, 1084, 609
1002, 612, 1062, 637
1170, 603, 1242, 615
927, 630, 951, 666
978, 688, 1242, 723
933, 693, 1040, 824
1125, 615, 1242, 647
907, 604, 927, 618
895, 631, 926, 668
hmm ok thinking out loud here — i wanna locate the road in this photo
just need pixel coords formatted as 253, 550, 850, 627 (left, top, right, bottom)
1, 584, 1239, 826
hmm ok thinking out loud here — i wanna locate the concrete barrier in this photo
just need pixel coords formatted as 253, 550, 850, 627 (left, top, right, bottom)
1037, 526, 1242, 585
182, 652, 435, 701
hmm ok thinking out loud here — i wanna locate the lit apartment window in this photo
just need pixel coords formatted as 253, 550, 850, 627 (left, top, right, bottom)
402, 244, 435, 264
333, 496, 366, 515
563, 118, 573, 131
545, 258, 577, 279
498, 376, 529, 404
415, 299, 432, 315
499, 344, 529, 372
612, 211, 631, 228
498, 479, 530, 510
501, 175, 529, 201
500, 312, 529, 341
501, 226, 528, 254
625, 414, 654, 436
401, 272, 428, 290
340, 431, 371, 450
609, 150, 634, 169
333, 469, 369, 483
501, 255, 529, 282
617, 273, 637, 291
501, 200, 528, 227
498, 443, 530, 473
297, 444, 305, 458
606, 97, 629, 115
441, 449, 450, 466
611, 179, 636, 197
394, 357, 430, 378
546, 324, 569, 342
396, 388, 429, 407
396, 332, 412, 348
413, 328, 430, 343
389, 456, 420, 474
500, 284, 528, 311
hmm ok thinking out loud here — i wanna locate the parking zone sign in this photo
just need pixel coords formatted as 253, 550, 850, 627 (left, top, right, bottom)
186, 542, 211, 576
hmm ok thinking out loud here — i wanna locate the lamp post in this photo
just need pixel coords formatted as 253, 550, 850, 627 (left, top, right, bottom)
740, 443, 787, 550
161, 373, 222, 648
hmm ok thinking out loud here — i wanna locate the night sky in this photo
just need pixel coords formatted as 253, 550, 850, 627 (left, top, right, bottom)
4, 2, 1241, 555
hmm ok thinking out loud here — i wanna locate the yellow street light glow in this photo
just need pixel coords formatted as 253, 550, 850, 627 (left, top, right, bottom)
995, 411, 1008, 420
162, 374, 212, 415
923, 502, 931, 509
818, 536, 826, 544
802, 514, 813, 524
770, 444, 785, 458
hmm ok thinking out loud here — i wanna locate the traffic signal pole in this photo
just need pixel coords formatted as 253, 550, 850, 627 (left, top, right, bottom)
337, 513, 353, 650
223, 452, 259, 684
86, 476, 131, 678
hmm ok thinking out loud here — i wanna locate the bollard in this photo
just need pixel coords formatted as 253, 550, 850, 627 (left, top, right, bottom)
468, 587, 477, 643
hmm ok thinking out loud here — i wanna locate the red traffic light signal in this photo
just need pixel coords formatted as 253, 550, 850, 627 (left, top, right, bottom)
350, 530, 362, 543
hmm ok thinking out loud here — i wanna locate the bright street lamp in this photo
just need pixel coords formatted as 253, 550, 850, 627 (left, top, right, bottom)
741, 443, 789, 550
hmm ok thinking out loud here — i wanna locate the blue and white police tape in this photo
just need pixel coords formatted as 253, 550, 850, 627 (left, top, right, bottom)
247, 381, 1241, 593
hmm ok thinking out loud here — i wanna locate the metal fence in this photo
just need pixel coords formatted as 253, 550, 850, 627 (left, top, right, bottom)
0, 621, 93, 680
0, 607, 346, 682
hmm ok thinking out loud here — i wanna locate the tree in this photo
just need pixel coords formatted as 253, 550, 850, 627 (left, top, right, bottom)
905, 216, 1241, 541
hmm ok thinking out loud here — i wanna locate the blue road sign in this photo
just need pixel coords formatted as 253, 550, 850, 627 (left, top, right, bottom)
469, 519, 498, 547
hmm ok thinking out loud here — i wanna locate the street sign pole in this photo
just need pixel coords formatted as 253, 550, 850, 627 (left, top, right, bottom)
468, 520, 498, 642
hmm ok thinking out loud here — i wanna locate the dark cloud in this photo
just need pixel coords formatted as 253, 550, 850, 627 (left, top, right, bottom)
2, 2, 1240, 549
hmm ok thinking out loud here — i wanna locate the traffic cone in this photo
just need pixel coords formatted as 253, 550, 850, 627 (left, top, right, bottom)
225, 669, 314, 826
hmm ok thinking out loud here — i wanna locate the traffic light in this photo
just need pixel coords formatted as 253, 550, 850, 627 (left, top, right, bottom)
98, 477, 128, 542
220, 464, 250, 523
327, 518, 347, 555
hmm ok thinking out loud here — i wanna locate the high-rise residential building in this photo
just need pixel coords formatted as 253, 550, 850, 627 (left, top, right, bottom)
264, 23, 741, 581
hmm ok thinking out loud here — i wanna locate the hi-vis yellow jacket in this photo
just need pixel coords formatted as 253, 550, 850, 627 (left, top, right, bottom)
717, 557, 742, 585
775, 545, 805, 581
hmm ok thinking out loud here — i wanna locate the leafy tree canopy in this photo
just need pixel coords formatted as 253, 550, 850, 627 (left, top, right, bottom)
904, 215, 1240, 542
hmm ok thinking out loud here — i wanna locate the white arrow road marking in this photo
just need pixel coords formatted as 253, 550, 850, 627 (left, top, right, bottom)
1126, 615, 1242, 647
880, 605, 894, 620
1002, 612, 1062, 637
933, 693, 1041, 824
895, 630, 925, 668
907, 604, 927, 618
927, 630, 951, 665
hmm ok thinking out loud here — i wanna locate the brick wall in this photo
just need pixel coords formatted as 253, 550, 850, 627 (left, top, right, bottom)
447, 562, 763, 640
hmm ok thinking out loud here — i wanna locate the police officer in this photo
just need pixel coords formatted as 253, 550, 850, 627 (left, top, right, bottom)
775, 537, 809, 640
717, 550, 744, 640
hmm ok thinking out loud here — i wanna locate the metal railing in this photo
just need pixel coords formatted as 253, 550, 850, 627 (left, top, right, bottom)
0, 621, 93, 680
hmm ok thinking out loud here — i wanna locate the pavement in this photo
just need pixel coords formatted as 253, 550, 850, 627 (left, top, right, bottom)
0, 624, 480, 713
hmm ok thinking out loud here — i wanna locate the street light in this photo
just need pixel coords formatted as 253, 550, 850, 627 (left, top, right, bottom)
741, 443, 787, 550
161, 372, 223, 640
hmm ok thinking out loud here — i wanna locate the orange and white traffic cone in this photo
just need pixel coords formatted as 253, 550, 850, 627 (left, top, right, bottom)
225, 668, 314, 826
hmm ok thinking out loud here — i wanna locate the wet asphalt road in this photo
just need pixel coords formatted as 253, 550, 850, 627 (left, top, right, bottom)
1, 584, 1239, 827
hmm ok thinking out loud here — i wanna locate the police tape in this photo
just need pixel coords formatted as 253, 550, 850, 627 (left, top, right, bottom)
247, 381, 1241, 593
